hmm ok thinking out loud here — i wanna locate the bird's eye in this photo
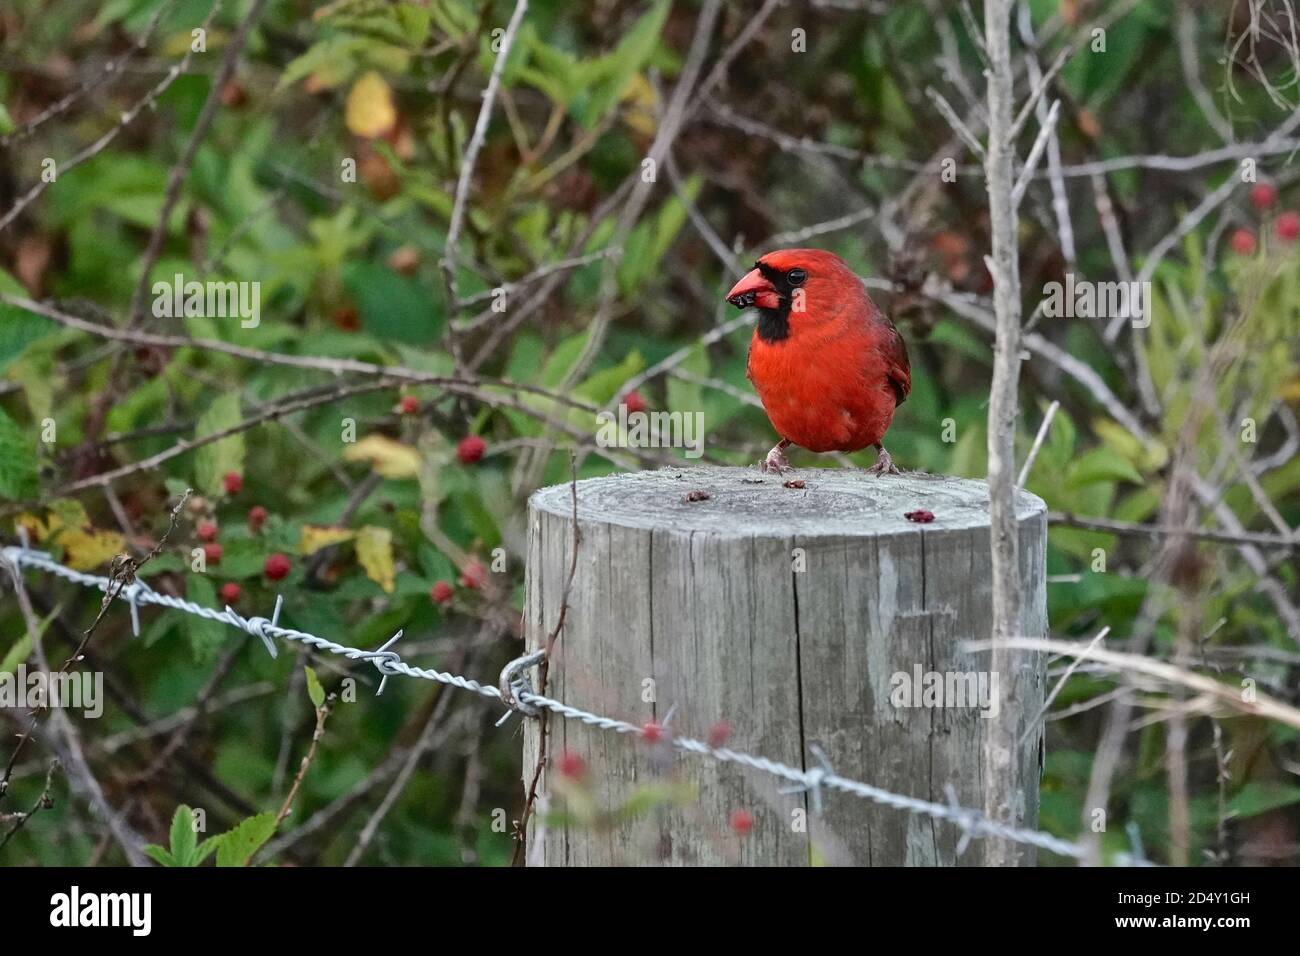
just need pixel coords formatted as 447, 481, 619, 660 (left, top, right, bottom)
787, 268, 806, 286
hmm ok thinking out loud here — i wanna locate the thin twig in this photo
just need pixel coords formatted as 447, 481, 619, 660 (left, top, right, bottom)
274, 693, 335, 830
441, 0, 530, 306
1047, 511, 1298, 550
0, 760, 58, 854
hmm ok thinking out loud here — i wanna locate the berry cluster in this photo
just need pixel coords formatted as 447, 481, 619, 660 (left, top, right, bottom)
1230, 182, 1297, 256
191, 475, 288, 606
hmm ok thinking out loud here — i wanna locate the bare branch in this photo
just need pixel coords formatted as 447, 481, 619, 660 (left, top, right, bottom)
981, 0, 1023, 865
1016, 399, 1059, 487
926, 86, 986, 159
1012, 98, 1061, 206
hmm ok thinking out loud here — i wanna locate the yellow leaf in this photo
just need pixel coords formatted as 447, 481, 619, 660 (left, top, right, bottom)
343, 435, 421, 479
299, 525, 356, 556
346, 71, 397, 139
621, 72, 658, 137
59, 527, 127, 571
14, 499, 89, 543
1281, 377, 1300, 403
14, 512, 54, 543
355, 526, 395, 593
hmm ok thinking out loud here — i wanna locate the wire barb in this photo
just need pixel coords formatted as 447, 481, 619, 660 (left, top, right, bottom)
228, 593, 283, 658
779, 743, 833, 815
123, 580, 149, 637
497, 649, 546, 724
944, 783, 977, 857
371, 630, 404, 696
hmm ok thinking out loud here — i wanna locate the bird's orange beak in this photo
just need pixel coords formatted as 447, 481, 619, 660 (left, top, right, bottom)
726, 268, 780, 310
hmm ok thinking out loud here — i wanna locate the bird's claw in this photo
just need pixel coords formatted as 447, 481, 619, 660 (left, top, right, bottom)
867, 447, 900, 477
760, 443, 791, 475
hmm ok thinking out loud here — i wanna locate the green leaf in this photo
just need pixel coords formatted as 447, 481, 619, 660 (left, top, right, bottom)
0, 633, 32, 676
0, 407, 39, 502
169, 805, 199, 866
665, 344, 707, 417
213, 812, 278, 867
342, 262, 444, 344
539, 330, 593, 388
184, 574, 227, 663
0, 606, 53, 674
305, 666, 326, 710
193, 393, 245, 497
573, 351, 645, 406
142, 845, 177, 866
1066, 447, 1144, 489
207, 536, 269, 578
279, 36, 366, 91
926, 319, 991, 365
396, 3, 431, 45
0, 270, 56, 374
1227, 781, 1300, 819
574, 0, 670, 128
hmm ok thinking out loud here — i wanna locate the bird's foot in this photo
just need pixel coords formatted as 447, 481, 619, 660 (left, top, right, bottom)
866, 445, 901, 476
760, 441, 792, 475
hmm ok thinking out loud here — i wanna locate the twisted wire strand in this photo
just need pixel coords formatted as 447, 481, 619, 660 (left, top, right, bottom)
3, 543, 1127, 864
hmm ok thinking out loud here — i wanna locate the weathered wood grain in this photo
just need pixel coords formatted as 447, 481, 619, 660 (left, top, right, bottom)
522, 466, 1047, 866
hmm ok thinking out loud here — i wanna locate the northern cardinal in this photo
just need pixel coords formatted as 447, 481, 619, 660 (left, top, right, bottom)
726, 249, 910, 474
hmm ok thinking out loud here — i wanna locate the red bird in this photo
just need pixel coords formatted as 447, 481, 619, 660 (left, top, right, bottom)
726, 249, 910, 475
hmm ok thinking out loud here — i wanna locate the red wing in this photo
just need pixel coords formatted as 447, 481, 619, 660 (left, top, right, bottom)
881, 321, 911, 407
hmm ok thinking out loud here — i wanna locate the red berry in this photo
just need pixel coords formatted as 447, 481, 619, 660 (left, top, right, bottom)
622, 390, 646, 414
457, 435, 486, 464
430, 580, 454, 605
460, 560, 487, 590
248, 505, 268, 531
1250, 182, 1278, 211
399, 396, 419, 415
729, 809, 754, 836
264, 552, 291, 581
707, 719, 732, 748
219, 582, 242, 604
197, 521, 218, 542
223, 472, 243, 495
1230, 228, 1257, 256
557, 750, 586, 780
1276, 210, 1300, 243
203, 542, 222, 565
641, 721, 664, 744
904, 509, 935, 523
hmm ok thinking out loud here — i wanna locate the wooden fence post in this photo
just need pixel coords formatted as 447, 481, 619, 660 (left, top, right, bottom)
521, 467, 1047, 866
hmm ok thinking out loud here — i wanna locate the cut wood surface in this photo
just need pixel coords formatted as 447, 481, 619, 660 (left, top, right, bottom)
523, 466, 1048, 866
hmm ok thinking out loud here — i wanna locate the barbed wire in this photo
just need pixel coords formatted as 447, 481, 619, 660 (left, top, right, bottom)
2, 541, 1142, 865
